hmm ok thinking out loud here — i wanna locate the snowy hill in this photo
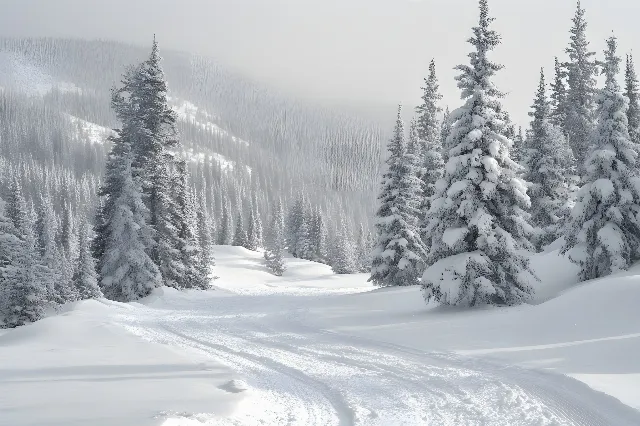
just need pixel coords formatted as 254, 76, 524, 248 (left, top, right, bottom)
2, 246, 640, 425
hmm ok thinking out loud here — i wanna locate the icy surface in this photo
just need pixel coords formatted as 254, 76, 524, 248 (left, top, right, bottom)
2, 246, 640, 425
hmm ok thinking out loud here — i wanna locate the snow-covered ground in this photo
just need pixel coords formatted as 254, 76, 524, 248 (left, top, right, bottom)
2, 246, 640, 425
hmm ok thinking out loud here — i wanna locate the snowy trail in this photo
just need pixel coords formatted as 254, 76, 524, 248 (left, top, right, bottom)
113, 292, 640, 426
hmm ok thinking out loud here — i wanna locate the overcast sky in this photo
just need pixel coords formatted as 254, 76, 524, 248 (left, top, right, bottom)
1, 0, 638, 124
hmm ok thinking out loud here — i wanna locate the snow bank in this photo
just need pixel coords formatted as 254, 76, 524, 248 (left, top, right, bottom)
0, 299, 241, 426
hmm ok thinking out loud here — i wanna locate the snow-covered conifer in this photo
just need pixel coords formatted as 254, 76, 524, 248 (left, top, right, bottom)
369, 105, 427, 287
332, 217, 358, 274
218, 195, 233, 245
550, 57, 569, 129
421, 0, 533, 306
416, 59, 443, 157
564, 1, 598, 167
247, 207, 259, 251
525, 68, 576, 249
563, 36, 640, 280
196, 189, 214, 284
264, 199, 286, 276
233, 211, 248, 247
72, 218, 102, 300
625, 54, 640, 146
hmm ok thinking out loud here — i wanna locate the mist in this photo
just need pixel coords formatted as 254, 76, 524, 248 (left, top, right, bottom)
2, 0, 638, 124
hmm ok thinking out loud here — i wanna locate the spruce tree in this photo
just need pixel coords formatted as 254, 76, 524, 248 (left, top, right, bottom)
332, 217, 358, 274
286, 195, 307, 257
369, 106, 427, 287
440, 107, 453, 161
218, 195, 233, 245
564, 1, 598, 167
174, 160, 203, 289
625, 54, 640, 147
264, 199, 286, 276
233, 211, 248, 247
196, 189, 214, 285
99, 152, 162, 301
563, 36, 640, 280
524, 69, 576, 250
416, 59, 443, 157
0, 195, 46, 328
247, 207, 259, 251
550, 57, 569, 129
72, 218, 102, 300
421, 0, 533, 306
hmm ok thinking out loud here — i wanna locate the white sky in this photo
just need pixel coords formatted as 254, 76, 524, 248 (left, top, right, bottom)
1, 0, 639, 124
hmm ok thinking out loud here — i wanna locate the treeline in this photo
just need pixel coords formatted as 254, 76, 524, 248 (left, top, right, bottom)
370, 0, 640, 306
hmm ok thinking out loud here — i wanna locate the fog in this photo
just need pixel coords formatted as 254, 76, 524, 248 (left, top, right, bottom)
2, 0, 638, 123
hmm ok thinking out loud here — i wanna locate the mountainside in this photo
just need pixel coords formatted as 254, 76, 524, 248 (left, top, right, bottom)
0, 37, 386, 234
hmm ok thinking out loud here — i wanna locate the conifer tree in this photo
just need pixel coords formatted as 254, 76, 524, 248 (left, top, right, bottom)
196, 189, 214, 284
286, 195, 307, 257
524, 69, 576, 249
369, 106, 427, 287
174, 160, 203, 289
99, 152, 162, 301
421, 0, 533, 306
0, 196, 46, 328
440, 107, 453, 161
247, 207, 259, 251
311, 206, 329, 262
625, 54, 640, 146
564, 1, 598, 167
332, 216, 358, 274
356, 223, 373, 273
416, 59, 443, 157
218, 195, 233, 245
563, 36, 640, 280
72, 218, 102, 300
550, 57, 569, 130
233, 211, 248, 247
264, 199, 286, 276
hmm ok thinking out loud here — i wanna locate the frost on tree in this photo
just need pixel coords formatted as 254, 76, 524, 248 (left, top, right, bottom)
421, 0, 534, 306
369, 105, 427, 286
524, 69, 576, 250
264, 199, 286, 276
625, 54, 640, 147
0, 195, 47, 328
563, 36, 640, 281
564, 1, 598, 168
72, 219, 103, 300
332, 216, 358, 275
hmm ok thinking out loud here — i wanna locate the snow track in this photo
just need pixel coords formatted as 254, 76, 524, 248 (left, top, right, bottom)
114, 293, 640, 426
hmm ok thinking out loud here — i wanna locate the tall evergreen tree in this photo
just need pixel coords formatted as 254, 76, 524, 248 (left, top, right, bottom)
0, 196, 46, 328
332, 216, 358, 274
625, 54, 640, 147
72, 218, 102, 300
196, 189, 214, 284
233, 211, 248, 247
563, 36, 640, 280
247, 207, 259, 251
524, 69, 576, 250
264, 198, 286, 276
421, 0, 533, 306
369, 106, 427, 287
218, 195, 233, 245
416, 59, 443, 157
550, 57, 569, 129
99, 152, 163, 301
564, 1, 598, 167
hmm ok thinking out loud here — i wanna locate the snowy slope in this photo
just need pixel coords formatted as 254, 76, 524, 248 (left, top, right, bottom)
2, 246, 640, 425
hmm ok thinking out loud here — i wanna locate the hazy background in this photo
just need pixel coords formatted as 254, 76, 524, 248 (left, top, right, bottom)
1, 0, 638, 125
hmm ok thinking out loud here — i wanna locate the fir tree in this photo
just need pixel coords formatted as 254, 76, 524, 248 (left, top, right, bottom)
356, 223, 373, 273
247, 207, 259, 251
524, 69, 576, 250
440, 107, 453, 161
99, 152, 162, 301
264, 199, 286, 276
0, 195, 46, 328
421, 0, 534, 306
72, 218, 102, 300
369, 105, 427, 287
286, 195, 307, 257
233, 211, 248, 247
196, 189, 214, 285
564, 1, 598, 167
416, 59, 443, 157
550, 57, 569, 130
563, 36, 640, 280
218, 195, 233, 245
625, 54, 640, 147
332, 217, 358, 274
311, 206, 329, 262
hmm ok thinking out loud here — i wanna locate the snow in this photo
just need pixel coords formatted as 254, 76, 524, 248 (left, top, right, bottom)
2, 246, 640, 424
442, 227, 467, 248
171, 99, 250, 147
66, 114, 114, 145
